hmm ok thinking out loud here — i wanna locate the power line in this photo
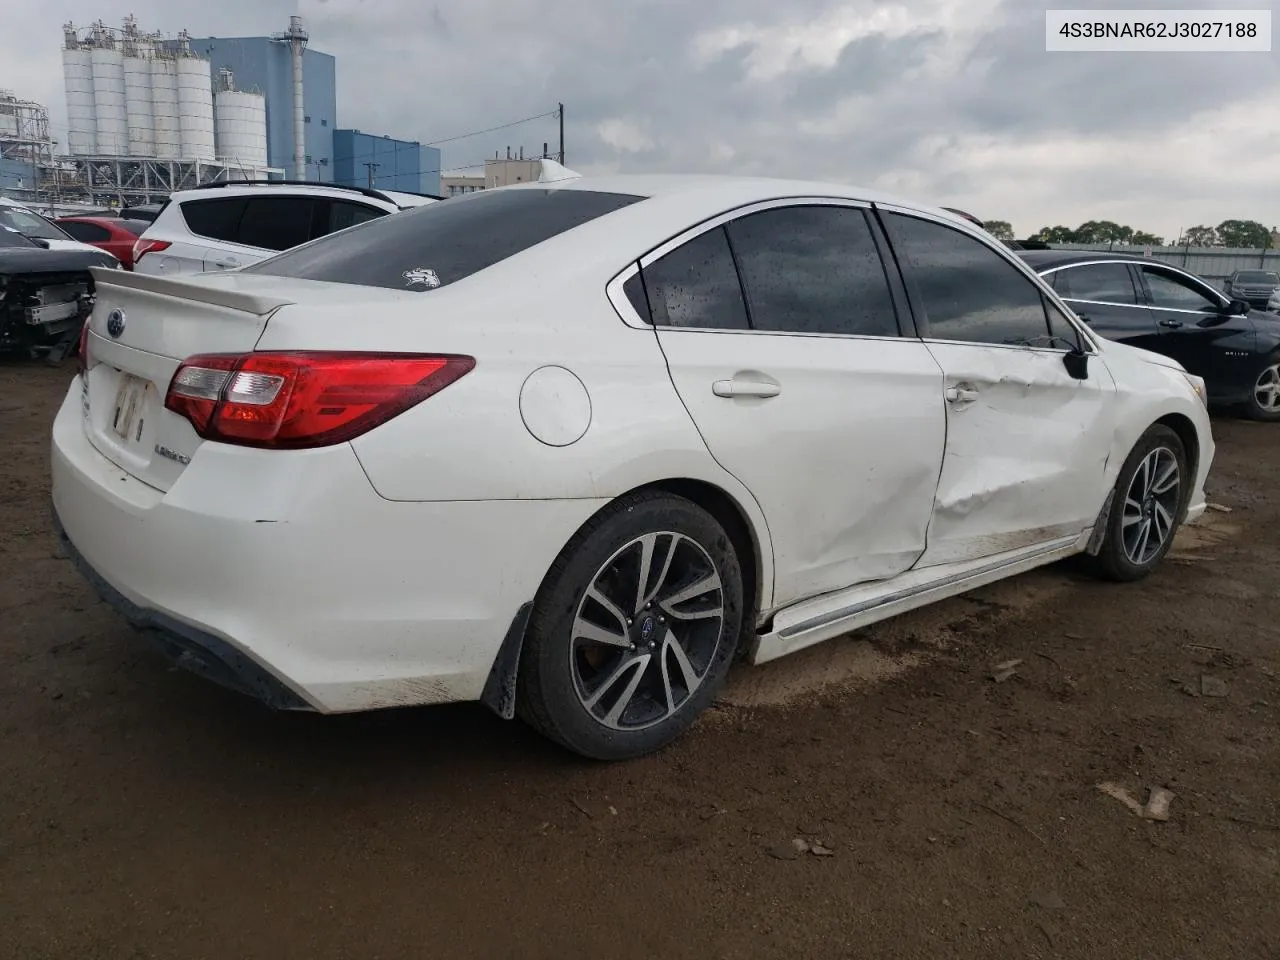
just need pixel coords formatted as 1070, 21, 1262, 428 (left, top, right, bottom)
424, 108, 559, 147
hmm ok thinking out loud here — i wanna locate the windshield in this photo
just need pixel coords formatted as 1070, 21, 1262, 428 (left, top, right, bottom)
0, 205, 73, 242
0, 225, 37, 248
245, 188, 647, 291
1236, 271, 1279, 284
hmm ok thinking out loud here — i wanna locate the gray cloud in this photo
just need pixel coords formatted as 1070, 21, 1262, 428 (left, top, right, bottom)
4, 0, 1277, 238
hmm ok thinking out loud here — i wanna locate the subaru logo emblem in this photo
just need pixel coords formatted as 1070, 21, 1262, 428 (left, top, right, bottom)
639, 616, 657, 642
106, 308, 126, 339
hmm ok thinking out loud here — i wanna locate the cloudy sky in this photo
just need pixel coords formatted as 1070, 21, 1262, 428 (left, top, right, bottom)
4, 0, 1277, 241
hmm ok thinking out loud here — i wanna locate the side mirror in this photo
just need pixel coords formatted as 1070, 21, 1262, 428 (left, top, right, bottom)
1063, 348, 1090, 380
1229, 298, 1251, 315
31, 238, 51, 249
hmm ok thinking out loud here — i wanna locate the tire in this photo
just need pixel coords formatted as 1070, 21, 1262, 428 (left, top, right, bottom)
1244, 353, 1280, 422
516, 491, 744, 761
1085, 424, 1188, 583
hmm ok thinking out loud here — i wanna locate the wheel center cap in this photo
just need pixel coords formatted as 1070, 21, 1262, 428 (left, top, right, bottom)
637, 615, 658, 643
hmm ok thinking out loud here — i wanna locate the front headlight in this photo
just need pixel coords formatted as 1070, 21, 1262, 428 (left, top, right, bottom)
1181, 371, 1208, 407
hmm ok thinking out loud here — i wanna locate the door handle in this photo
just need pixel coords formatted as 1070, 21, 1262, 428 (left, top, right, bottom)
712, 379, 781, 399
945, 385, 980, 404
213, 258, 240, 269
1159, 318, 1184, 329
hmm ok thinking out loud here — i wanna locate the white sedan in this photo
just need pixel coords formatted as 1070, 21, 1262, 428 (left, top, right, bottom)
51, 173, 1213, 760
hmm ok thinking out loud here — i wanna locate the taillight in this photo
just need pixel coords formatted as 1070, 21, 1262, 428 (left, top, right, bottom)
132, 237, 170, 264
164, 352, 475, 449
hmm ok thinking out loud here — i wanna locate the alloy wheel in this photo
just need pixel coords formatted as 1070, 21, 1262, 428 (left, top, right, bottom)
1120, 446, 1181, 566
1254, 363, 1280, 414
569, 532, 725, 731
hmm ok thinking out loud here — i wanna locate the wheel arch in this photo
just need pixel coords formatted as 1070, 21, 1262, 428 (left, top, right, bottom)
1153, 412, 1200, 520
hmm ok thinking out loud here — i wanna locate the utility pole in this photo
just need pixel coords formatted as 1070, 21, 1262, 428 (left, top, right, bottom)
558, 102, 565, 165
364, 162, 380, 189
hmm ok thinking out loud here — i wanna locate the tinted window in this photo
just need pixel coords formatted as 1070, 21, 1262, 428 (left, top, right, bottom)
1235, 271, 1279, 284
116, 219, 149, 236
247, 188, 645, 290
1142, 267, 1219, 311
323, 199, 387, 236
237, 197, 315, 251
725, 206, 898, 337
60, 221, 112, 243
181, 197, 248, 243
642, 227, 748, 330
622, 270, 649, 321
882, 213, 1049, 346
1044, 297, 1083, 350
1055, 263, 1138, 305
0, 226, 35, 248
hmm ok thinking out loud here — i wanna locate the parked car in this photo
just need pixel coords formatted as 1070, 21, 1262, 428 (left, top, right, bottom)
54, 175, 1213, 760
55, 215, 151, 269
1223, 269, 1280, 310
132, 181, 441, 275
1021, 250, 1280, 421
0, 197, 121, 263
120, 202, 164, 223
0, 224, 119, 360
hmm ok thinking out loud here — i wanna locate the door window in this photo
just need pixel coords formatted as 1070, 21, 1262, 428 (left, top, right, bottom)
1141, 267, 1221, 311
237, 197, 316, 251
880, 212, 1050, 346
1044, 297, 1083, 351
180, 197, 249, 243
1054, 263, 1139, 304
321, 199, 388, 238
725, 205, 900, 337
60, 221, 113, 243
641, 227, 750, 330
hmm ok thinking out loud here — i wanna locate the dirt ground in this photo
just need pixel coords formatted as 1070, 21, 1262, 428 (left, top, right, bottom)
2, 361, 1277, 960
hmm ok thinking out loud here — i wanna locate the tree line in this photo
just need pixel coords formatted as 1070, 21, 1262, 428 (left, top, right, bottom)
977, 218, 1275, 249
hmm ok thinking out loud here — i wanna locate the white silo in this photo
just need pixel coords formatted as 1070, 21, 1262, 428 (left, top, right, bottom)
214, 70, 268, 169
176, 38, 215, 161
90, 25, 128, 156
61, 25, 97, 155
121, 17, 155, 157
151, 55, 182, 160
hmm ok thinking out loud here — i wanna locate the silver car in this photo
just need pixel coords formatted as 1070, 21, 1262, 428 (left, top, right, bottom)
1224, 269, 1280, 310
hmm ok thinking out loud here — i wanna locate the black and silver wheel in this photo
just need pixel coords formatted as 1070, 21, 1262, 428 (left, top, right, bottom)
517, 491, 744, 760
1087, 424, 1187, 582
1245, 356, 1280, 421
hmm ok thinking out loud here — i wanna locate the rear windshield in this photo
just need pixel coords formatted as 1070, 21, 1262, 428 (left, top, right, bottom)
244, 188, 646, 291
1236, 271, 1279, 283
116, 218, 150, 236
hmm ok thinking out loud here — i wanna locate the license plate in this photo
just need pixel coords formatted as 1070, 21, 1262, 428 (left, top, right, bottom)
111, 374, 151, 444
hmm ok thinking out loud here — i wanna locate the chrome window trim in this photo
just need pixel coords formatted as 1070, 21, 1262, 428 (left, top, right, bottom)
606, 196, 908, 341
1046, 257, 1231, 310
873, 202, 1100, 355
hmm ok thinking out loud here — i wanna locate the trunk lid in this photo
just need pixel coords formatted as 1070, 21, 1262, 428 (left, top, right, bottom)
81, 268, 297, 492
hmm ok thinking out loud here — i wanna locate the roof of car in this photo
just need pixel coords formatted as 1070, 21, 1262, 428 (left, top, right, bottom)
1016, 249, 1147, 271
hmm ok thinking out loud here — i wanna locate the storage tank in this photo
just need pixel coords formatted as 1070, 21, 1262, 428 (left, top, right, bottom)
123, 52, 155, 157
176, 54, 215, 160
62, 31, 97, 155
150, 56, 181, 160
214, 90, 268, 169
91, 44, 128, 155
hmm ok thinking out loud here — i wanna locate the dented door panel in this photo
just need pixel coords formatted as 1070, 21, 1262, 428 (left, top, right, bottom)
915, 343, 1118, 568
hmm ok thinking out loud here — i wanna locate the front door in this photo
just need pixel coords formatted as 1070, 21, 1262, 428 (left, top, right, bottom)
878, 209, 1118, 568
634, 201, 948, 609
1045, 260, 1162, 351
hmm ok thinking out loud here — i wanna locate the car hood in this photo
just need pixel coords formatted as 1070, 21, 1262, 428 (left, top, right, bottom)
40, 237, 119, 261
1099, 337, 1187, 373
0, 246, 120, 274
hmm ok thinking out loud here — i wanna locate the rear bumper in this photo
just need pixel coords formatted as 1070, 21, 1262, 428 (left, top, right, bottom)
51, 379, 606, 713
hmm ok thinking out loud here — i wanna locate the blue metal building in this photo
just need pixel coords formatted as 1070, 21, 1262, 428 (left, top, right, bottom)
183, 36, 337, 181
332, 131, 441, 197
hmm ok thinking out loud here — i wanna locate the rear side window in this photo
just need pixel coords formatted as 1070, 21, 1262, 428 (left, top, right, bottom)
641, 227, 749, 330
726, 205, 899, 337
246, 188, 646, 290
60, 221, 112, 243
181, 197, 248, 244
881, 212, 1050, 347
237, 197, 315, 251
1055, 263, 1138, 305
323, 199, 387, 236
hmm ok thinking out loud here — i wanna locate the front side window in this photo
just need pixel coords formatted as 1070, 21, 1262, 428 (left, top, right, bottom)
247, 188, 646, 290
725, 205, 899, 337
1054, 263, 1139, 305
641, 227, 749, 330
881, 212, 1050, 346
1141, 267, 1220, 311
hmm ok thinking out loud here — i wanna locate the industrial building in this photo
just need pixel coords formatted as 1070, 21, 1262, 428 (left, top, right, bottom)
333, 130, 440, 196
0, 89, 55, 200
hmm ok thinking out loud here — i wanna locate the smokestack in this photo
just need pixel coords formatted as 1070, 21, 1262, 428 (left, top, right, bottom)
273, 15, 310, 178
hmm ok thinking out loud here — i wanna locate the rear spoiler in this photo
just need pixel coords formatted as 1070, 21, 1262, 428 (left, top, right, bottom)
90, 266, 297, 316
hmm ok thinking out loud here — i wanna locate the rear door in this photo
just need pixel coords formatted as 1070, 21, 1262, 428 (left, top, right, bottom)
206, 195, 316, 271
1046, 261, 1161, 351
157, 195, 249, 274
632, 200, 947, 609
878, 208, 1117, 568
